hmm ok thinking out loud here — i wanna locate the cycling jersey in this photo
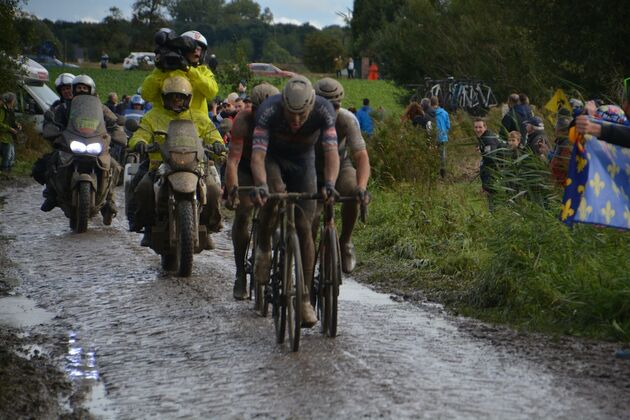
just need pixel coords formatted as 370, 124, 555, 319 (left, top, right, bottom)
252, 95, 337, 158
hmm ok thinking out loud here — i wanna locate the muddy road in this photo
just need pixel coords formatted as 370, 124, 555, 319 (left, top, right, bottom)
1, 182, 628, 418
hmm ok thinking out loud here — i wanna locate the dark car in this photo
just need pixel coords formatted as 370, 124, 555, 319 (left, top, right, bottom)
28, 55, 79, 69
247, 63, 295, 78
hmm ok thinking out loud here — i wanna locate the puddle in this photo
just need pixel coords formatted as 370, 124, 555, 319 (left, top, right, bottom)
0, 296, 55, 328
339, 279, 397, 306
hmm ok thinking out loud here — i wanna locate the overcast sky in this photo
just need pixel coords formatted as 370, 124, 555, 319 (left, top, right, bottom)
22, 0, 353, 29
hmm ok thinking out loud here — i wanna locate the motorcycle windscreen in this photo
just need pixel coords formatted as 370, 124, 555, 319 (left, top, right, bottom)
66, 95, 108, 138
162, 120, 204, 171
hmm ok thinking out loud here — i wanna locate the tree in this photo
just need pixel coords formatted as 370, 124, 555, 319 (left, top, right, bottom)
132, 0, 169, 27
0, 0, 24, 93
223, 0, 260, 24
168, 0, 225, 26
260, 7, 273, 25
303, 31, 344, 73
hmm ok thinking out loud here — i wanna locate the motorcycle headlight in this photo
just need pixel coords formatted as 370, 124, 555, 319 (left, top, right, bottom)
70, 141, 87, 154
86, 142, 103, 155
170, 151, 196, 167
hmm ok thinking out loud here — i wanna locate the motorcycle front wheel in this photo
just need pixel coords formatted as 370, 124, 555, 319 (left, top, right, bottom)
176, 200, 195, 277
75, 182, 91, 233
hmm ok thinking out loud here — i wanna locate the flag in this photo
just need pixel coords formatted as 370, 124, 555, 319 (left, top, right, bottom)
545, 89, 572, 113
545, 89, 572, 126
561, 132, 630, 230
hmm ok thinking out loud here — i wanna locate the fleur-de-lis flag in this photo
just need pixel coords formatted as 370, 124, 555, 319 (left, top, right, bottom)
561, 132, 630, 230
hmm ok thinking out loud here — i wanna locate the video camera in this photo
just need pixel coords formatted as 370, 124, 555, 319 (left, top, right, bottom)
153, 28, 197, 71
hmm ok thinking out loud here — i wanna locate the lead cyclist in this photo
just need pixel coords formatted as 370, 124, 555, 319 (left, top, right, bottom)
250, 75, 340, 327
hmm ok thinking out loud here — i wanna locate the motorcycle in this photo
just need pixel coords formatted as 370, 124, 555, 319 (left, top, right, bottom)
48, 95, 117, 233
145, 120, 212, 277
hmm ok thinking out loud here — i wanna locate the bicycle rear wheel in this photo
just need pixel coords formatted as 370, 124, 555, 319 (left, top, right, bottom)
285, 232, 303, 352
323, 226, 341, 337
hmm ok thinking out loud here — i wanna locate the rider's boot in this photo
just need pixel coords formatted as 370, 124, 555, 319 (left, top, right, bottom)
204, 233, 215, 250
233, 271, 248, 301
40, 187, 57, 212
340, 241, 357, 274
300, 301, 318, 328
253, 246, 271, 289
140, 227, 152, 247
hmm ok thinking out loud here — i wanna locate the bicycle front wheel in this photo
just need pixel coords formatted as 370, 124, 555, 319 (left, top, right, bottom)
285, 232, 303, 352
271, 238, 285, 344
323, 226, 341, 337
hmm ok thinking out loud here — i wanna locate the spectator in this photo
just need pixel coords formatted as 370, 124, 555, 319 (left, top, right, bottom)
334, 56, 343, 78
524, 116, 550, 160
347, 56, 355, 79
432, 95, 451, 178
550, 108, 572, 185
401, 102, 423, 123
500, 93, 526, 141
234, 97, 244, 113
100, 53, 109, 69
105, 92, 118, 114
115, 95, 130, 115
207, 54, 218, 73
473, 117, 502, 208
0, 92, 20, 173
347, 106, 357, 114
507, 130, 522, 152
243, 96, 252, 112
238, 80, 247, 99
515, 93, 534, 129
356, 98, 374, 137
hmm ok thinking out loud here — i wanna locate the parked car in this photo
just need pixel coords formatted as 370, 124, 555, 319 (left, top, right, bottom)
123, 52, 156, 70
28, 55, 79, 69
14, 57, 60, 133
247, 63, 295, 78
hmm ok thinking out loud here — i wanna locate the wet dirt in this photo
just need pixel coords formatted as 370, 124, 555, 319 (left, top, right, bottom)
1, 181, 629, 418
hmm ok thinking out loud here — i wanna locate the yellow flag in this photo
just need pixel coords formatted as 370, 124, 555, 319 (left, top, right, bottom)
545, 89, 571, 113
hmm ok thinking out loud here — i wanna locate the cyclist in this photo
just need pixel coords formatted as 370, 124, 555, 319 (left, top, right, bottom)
225, 82, 280, 300
250, 75, 340, 327
129, 76, 225, 247
313, 77, 370, 273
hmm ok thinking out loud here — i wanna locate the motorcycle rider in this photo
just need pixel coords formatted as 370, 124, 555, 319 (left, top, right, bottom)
35, 73, 75, 205
313, 78, 371, 273
129, 76, 224, 248
40, 74, 123, 216
250, 75, 340, 327
224, 82, 280, 300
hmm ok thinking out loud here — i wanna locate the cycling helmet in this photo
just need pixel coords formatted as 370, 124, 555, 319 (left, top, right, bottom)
282, 75, 315, 114
72, 74, 96, 96
250, 83, 280, 108
593, 104, 627, 124
54, 73, 75, 94
314, 77, 344, 104
130, 94, 145, 106
161, 76, 192, 113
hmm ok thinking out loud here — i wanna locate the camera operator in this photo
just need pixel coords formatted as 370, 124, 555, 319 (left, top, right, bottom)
140, 28, 218, 134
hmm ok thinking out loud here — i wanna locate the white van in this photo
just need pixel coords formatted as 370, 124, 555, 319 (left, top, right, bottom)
15, 58, 59, 133
123, 52, 156, 70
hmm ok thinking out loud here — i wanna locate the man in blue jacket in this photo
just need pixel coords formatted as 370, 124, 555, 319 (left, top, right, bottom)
432, 96, 451, 177
356, 98, 374, 137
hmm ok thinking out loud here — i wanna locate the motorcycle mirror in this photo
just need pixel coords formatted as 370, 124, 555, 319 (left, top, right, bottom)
125, 118, 140, 133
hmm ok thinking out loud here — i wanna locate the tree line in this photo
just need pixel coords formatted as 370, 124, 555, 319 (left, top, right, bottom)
350, 0, 630, 101
15, 0, 350, 73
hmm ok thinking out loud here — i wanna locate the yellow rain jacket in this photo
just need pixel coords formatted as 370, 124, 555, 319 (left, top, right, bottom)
140, 65, 218, 121
128, 106, 223, 171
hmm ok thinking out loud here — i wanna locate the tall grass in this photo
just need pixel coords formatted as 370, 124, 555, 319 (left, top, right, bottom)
354, 113, 630, 341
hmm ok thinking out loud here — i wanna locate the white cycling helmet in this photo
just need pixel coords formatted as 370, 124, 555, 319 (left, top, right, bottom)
54, 73, 75, 94
282, 75, 315, 114
181, 30, 208, 48
130, 94, 145, 106
72, 74, 96, 96
314, 77, 344, 105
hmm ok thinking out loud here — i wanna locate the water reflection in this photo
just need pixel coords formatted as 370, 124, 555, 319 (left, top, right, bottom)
65, 332, 99, 380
